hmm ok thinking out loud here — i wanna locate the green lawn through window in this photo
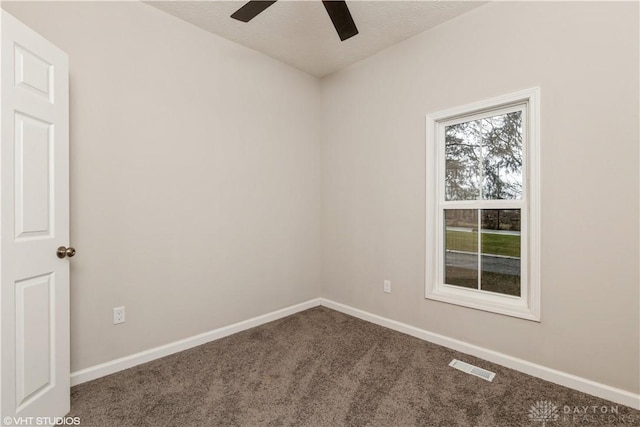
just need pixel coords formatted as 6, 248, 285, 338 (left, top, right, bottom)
446, 230, 520, 258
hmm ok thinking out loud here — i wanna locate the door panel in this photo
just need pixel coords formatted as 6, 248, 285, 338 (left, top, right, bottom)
1, 10, 70, 422
15, 273, 54, 410
15, 113, 54, 239
14, 44, 54, 102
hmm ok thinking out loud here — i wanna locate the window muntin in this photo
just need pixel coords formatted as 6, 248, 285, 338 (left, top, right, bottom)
426, 88, 540, 321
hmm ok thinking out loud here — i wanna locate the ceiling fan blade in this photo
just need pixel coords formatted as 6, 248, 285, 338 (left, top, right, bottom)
322, 1, 358, 41
231, 1, 277, 23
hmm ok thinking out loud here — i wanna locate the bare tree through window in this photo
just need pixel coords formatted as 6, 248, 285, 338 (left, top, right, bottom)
445, 111, 523, 201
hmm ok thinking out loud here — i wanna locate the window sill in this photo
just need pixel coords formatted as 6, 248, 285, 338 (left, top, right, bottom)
426, 286, 541, 322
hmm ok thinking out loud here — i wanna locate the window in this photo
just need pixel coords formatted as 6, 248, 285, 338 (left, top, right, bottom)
426, 88, 540, 321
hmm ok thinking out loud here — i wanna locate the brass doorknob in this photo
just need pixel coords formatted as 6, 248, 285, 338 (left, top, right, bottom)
57, 246, 76, 259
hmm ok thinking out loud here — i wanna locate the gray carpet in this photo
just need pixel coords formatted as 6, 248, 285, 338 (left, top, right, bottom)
67, 307, 640, 426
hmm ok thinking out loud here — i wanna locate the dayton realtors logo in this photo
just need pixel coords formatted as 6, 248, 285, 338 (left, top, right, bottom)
528, 401, 637, 425
528, 401, 560, 426
562, 404, 635, 424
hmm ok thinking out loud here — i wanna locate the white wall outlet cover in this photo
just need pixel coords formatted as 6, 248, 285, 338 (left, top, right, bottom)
113, 306, 125, 325
383, 280, 391, 293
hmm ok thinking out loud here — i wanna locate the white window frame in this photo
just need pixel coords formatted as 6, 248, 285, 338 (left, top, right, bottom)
425, 88, 541, 321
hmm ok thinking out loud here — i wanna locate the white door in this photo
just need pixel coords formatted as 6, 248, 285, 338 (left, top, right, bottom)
1, 10, 70, 423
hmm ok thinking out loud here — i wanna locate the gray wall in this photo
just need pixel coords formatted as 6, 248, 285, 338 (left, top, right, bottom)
321, 1, 639, 393
3, 1, 322, 372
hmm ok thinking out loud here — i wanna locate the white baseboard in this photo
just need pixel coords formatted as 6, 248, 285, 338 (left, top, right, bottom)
71, 296, 640, 411
319, 298, 640, 410
70, 298, 322, 386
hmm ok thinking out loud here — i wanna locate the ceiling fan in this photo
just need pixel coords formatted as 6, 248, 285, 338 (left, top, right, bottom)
231, 1, 359, 42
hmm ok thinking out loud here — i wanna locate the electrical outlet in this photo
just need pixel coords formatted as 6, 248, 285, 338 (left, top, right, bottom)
383, 280, 391, 294
113, 306, 125, 325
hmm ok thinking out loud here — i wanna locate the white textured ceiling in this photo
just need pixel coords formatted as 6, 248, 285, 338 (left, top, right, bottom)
147, 1, 486, 77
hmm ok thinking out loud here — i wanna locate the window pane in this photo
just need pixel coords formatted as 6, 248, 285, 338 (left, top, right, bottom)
445, 121, 481, 201
444, 209, 478, 289
481, 112, 523, 200
480, 209, 521, 296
